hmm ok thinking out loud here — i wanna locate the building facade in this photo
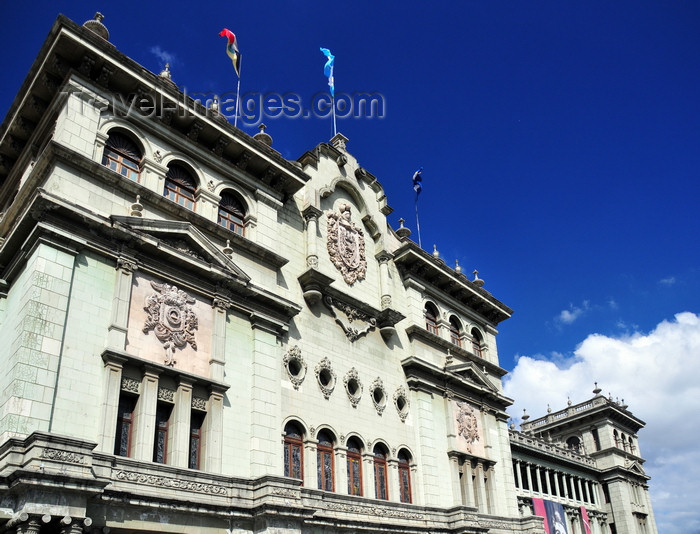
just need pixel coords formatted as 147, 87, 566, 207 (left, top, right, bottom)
0, 14, 656, 534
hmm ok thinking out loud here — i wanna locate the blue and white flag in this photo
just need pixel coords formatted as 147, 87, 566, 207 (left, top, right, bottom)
412, 167, 424, 196
320, 47, 335, 97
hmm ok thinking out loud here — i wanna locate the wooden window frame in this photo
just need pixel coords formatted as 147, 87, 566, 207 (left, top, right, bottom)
317, 432, 335, 492
114, 393, 136, 457
153, 403, 172, 464
284, 424, 304, 482
373, 448, 389, 500
398, 454, 412, 503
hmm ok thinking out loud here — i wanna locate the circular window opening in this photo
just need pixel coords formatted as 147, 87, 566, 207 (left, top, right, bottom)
319, 368, 333, 387
373, 388, 385, 405
396, 395, 407, 411
287, 358, 302, 377
347, 378, 360, 395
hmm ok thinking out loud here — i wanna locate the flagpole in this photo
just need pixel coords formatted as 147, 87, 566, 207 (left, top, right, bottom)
330, 66, 337, 137
415, 194, 422, 249
234, 57, 241, 129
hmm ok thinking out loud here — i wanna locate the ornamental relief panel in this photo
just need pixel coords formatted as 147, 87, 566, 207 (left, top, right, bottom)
452, 400, 485, 456
125, 273, 213, 378
326, 203, 367, 285
323, 295, 376, 342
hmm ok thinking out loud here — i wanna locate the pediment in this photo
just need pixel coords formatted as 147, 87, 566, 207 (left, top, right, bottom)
445, 361, 499, 393
626, 459, 647, 476
111, 216, 251, 283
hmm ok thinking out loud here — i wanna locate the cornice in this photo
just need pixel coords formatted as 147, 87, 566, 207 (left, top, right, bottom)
393, 243, 513, 325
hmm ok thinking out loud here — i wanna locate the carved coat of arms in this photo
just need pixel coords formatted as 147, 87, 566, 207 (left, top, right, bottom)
455, 401, 480, 452
327, 204, 367, 285
143, 282, 198, 366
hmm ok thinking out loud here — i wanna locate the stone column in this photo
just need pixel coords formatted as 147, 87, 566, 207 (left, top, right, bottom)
562, 474, 570, 500
202, 387, 225, 472
474, 462, 488, 513
248, 316, 283, 476
302, 206, 322, 269
525, 463, 534, 493
304, 438, 318, 489
534, 466, 542, 493
513, 459, 522, 489
377, 252, 392, 309
577, 477, 584, 503
107, 256, 137, 350
462, 460, 476, 507
210, 297, 231, 382
363, 452, 375, 499
97, 353, 127, 453
553, 470, 561, 497
387, 457, 400, 502
132, 366, 160, 461
168, 378, 193, 467
448, 454, 463, 506
336, 446, 348, 495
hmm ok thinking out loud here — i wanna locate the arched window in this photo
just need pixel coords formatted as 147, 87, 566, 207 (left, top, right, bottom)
613, 429, 620, 447
425, 303, 439, 335
346, 437, 363, 496
449, 316, 462, 347
373, 443, 389, 500
164, 162, 197, 210
471, 328, 484, 358
317, 429, 335, 492
398, 449, 412, 503
218, 191, 246, 235
283, 421, 304, 481
566, 436, 581, 453
102, 130, 141, 181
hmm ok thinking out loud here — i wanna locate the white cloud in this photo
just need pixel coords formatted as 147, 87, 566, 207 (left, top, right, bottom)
150, 46, 177, 67
556, 300, 589, 325
504, 312, 700, 534
659, 276, 676, 286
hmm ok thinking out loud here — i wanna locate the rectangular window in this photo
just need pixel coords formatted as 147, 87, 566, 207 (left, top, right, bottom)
114, 393, 136, 457
153, 403, 173, 464
592, 428, 601, 451
347, 454, 362, 496
284, 440, 303, 479
317, 447, 334, 491
189, 411, 205, 470
375, 460, 388, 500
399, 463, 412, 503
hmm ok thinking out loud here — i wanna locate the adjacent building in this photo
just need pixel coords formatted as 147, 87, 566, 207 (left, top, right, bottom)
0, 13, 657, 534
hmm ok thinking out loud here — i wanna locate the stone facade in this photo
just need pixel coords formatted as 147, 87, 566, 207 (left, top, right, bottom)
0, 13, 656, 534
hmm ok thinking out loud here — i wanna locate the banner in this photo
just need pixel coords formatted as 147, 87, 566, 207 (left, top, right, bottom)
533, 498, 570, 534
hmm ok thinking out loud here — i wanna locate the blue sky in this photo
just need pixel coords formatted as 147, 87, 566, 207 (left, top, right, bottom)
1, 2, 699, 532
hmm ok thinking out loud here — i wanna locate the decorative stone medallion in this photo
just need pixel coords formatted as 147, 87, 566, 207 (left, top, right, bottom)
143, 281, 198, 366
283, 345, 307, 389
326, 203, 367, 285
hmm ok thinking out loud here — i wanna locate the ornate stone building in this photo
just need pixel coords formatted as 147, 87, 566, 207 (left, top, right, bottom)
0, 13, 657, 534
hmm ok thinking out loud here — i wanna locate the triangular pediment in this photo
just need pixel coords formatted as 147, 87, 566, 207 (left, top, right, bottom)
626, 459, 647, 476
111, 217, 251, 283
445, 361, 499, 393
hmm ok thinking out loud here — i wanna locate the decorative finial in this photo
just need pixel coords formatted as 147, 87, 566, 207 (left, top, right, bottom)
567, 396, 572, 406
253, 123, 273, 147
621, 399, 628, 410
130, 195, 143, 217
522, 408, 530, 421
83, 12, 110, 41
159, 63, 172, 79
223, 239, 233, 257
395, 218, 411, 239
432, 244, 440, 258
547, 404, 552, 413
509, 421, 515, 430
454, 259, 462, 274
593, 382, 602, 395
473, 269, 484, 288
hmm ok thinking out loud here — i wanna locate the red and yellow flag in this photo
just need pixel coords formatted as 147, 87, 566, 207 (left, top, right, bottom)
219, 28, 241, 77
